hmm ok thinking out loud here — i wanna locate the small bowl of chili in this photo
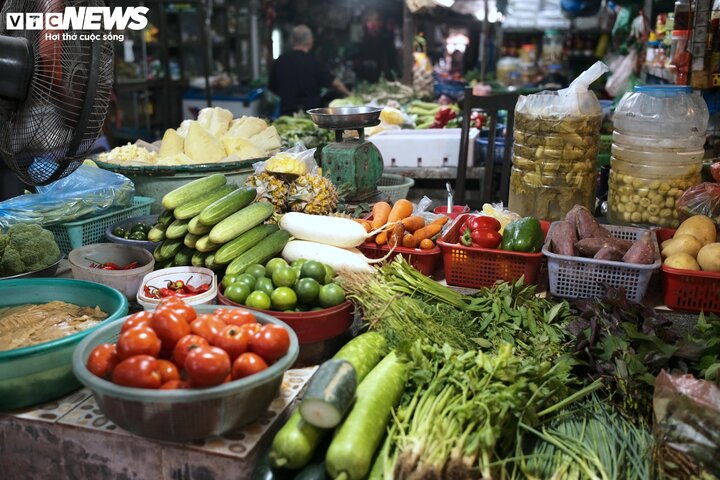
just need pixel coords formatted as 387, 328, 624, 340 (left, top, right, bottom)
137, 266, 217, 311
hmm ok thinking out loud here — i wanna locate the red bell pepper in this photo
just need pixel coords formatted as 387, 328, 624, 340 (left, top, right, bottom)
471, 228, 503, 249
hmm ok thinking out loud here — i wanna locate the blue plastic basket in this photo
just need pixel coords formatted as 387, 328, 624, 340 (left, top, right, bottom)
48, 197, 155, 254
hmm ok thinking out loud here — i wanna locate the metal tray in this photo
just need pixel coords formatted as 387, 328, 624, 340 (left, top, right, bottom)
0, 257, 62, 281
307, 106, 382, 130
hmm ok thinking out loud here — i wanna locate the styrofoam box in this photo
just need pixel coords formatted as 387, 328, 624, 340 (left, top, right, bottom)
369, 128, 479, 168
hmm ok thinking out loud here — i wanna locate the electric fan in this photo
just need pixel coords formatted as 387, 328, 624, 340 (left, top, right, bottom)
0, 0, 113, 186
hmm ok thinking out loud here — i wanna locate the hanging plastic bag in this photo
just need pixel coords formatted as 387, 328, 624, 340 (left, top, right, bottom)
605, 50, 637, 97
675, 182, 720, 224
0, 165, 135, 229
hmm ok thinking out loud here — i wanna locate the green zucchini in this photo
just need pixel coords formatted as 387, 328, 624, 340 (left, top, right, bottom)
191, 251, 209, 267
209, 202, 274, 244
173, 184, 237, 220
173, 247, 194, 266
165, 218, 190, 239
199, 187, 257, 226
157, 209, 174, 228
147, 226, 166, 243
155, 238, 183, 261
184, 233, 201, 249
325, 351, 409, 480
225, 230, 290, 275
188, 215, 212, 235
214, 224, 278, 265
196, 234, 222, 253
269, 333, 387, 470
299, 359, 357, 429
161, 173, 227, 210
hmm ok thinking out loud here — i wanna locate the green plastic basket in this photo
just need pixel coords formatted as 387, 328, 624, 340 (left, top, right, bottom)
377, 174, 415, 203
48, 196, 155, 254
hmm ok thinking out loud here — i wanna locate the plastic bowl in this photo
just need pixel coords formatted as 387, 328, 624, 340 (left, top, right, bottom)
68, 244, 155, 299
105, 214, 160, 251
0, 257, 62, 281
0, 279, 129, 410
72, 305, 299, 441
433, 205, 470, 220
136, 267, 217, 311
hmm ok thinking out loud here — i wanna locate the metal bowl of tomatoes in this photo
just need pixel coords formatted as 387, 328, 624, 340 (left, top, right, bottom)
71, 303, 299, 441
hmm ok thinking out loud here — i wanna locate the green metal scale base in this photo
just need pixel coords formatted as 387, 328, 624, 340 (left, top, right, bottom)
321, 129, 384, 203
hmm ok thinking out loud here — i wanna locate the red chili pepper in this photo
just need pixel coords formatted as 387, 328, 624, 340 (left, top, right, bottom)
121, 261, 138, 270
159, 288, 177, 297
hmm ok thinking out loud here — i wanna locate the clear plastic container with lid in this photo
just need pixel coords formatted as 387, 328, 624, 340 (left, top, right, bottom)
607, 85, 708, 227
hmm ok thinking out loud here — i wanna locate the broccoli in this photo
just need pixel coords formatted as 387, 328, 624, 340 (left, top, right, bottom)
0, 224, 61, 276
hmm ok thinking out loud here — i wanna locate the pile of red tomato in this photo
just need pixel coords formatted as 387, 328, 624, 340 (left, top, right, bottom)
86, 298, 291, 389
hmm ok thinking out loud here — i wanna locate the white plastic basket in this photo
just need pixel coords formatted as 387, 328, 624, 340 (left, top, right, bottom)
542, 223, 661, 302
369, 128, 478, 167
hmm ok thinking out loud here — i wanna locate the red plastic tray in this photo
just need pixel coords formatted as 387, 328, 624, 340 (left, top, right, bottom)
657, 228, 720, 314
217, 289, 354, 343
437, 213, 547, 289
358, 242, 442, 277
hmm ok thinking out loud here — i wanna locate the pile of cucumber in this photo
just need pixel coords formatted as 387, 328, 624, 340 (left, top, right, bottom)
149, 174, 290, 271
261, 332, 408, 480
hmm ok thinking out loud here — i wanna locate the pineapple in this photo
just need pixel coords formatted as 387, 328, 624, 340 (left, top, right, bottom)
265, 152, 307, 176
288, 174, 338, 215
245, 172, 289, 213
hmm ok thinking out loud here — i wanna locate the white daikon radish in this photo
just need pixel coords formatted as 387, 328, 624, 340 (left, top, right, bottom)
279, 212, 387, 248
282, 240, 384, 273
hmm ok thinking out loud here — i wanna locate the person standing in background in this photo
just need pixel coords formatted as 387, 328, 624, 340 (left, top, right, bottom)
269, 25, 351, 115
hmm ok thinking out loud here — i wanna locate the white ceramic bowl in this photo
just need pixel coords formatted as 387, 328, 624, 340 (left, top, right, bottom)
136, 266, 217, 311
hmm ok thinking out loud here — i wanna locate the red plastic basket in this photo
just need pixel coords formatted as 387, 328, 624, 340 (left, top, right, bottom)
437, 214, 547, 289
657, 228, 720, 314
358, 242, 442, 277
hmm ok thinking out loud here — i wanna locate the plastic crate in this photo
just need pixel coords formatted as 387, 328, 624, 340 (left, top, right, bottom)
542, 222, 661, 302
358, 242, 442, 278
48, 197, 155, 254
377, 174, 415, 203
599, 134, 612, 155
657, 228, 720, 313
437, 214, 546, 289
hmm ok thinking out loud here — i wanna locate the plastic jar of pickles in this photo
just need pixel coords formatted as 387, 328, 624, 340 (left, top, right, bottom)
607, 85, 708, 227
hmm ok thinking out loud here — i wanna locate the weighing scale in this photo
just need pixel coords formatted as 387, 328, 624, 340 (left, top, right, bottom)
307, 107, 385, 202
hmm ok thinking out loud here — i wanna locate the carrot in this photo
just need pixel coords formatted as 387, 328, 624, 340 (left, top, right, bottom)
387, 199, 414, 223
412, 217, 447, 243
355, 219, 372, 233
375, 231, 388, 245
371, 202, 392, 230
401, 216, 425, 232
388, 223, 405, 249
402, 233, 418, 249
419, 239, 434, 250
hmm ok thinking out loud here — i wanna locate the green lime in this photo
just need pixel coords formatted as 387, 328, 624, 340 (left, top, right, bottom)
318, 283, 345, 308
224, 283, 251, 305
310, 307, 324, 311
301, 261, 326, 283
245, 264, 266, 279
295, 277, 320, 305
292, 258, 308, 268
246, 291, 271, 310
271, 287, 297, 311
255, 277, 275, 296
323, 264, 336, 284
236, 273, 257, 290
265, 258, 289, 277
291, 265, 303, 281
272, 266, 298, 288
295, 304, 310, 312
221, 274, 239, 290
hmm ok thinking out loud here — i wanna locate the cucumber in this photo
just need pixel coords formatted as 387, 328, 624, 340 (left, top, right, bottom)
209, 202, 274, 244
154, 258, 174, 270
214, 224, 278, 265
199, 187, 257, 226
191, 251, 209, 267
184, 233, 201, 249
188, 215, 212, 235
299, 359, 357, 429
225, 230, 291, 275
157, 209, 174, 228
155, 238, 183, 261
325, 351, 409, 480
173, 247, 194, 266
173, 184, 237, 220
165, 218, 190, 239
269, 333, 387, 470
205, 252, 223, 271
196, 234, 222, 253
161, 173, 227, 210
147, 226, 166, 243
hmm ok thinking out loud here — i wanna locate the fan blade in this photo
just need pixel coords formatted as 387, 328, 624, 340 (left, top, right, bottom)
0, 36, 34, 102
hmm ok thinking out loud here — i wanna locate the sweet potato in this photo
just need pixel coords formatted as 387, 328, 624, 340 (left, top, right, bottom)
622, 231, 656, 264
550, 221, 577, 256
593, 246, 624, 261
576, 237, 633, 257
566, 205, 611, 239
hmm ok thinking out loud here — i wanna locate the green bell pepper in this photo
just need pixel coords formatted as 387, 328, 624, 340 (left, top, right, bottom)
500, 217, 544, 253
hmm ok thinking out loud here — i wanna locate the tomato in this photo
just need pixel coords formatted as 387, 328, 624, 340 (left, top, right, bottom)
116, 326, 162, 360
223, 374, 234, 383
111, 355, 162, 389
232, 352, 269, 379
246, 291, 271, 310
184, 346, 231, 387
172, 334, 209, 368
470, 228, 502, 249
159, 379, 191, 390
151, 300, 194, 351
215, 308, 257, 326
190, 314, 227, 342
272, 266, 297, 288
251, 324, 290, 363
86, 343, 119, 379
155, 359, 181, 383
212, 325, 250, 361
318, 283, 345, 308
239, 322, 262, 337
121, 311, 154, 333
